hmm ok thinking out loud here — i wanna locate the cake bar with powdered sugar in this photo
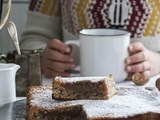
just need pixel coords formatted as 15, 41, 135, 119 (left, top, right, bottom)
27, 85, 160, 120
52, 74, 117, 100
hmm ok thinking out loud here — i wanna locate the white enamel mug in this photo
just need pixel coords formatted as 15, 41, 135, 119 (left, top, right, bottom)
66, 28, 130, 83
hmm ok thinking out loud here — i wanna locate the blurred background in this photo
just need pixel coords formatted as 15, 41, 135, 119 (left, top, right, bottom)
0, 0, 29, 55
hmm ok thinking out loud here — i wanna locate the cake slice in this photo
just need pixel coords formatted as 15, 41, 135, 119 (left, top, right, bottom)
26, 85, 160, 120
26, 85, 87, 120
52, 74, 117, 100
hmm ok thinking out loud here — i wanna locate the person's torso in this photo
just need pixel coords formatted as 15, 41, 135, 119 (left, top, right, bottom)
60, 0, 160, 37
60, 0, 160, 51
29, 0, 160, 51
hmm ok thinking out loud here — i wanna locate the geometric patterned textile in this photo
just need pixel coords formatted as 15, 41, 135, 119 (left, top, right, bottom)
29, 0, 160, 38
29, 0, 61, 17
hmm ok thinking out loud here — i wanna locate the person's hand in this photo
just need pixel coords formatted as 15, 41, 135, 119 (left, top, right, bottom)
41, 39, 75, 78
125, 42, 160, 80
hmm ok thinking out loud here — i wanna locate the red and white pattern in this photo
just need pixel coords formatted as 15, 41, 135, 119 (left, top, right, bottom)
29, 0, 160, 38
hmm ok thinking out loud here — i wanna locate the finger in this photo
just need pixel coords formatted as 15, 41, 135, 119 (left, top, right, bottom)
125, 51, 148, 65
48, 39, 71, 53
47, 60, 75, 71
140, 70, 151, 80
125, 61, 150, 72
128, 42, 145, 54
44, 68, 70, 78
47, 48, 74, 63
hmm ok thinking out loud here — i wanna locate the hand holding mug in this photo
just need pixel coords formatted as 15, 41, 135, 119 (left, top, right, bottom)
125, 42, 160, 80
41, 39, 75, 78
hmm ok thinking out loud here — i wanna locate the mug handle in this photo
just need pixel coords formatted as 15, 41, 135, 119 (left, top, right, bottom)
65, 40, 80, 74
65, 40, 80, 66
65, 40, 80, 46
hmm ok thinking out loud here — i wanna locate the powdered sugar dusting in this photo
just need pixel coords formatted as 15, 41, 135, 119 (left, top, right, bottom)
30, 86, 66, 109
84, 87, 160, 118
29, 86, 160, 118
55, 76, 110, 83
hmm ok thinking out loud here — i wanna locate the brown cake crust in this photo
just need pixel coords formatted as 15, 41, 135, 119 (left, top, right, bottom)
52, 75, 117, 100
27, 85, 160, 120
26, 86, 41, 120
26, 85, 88, 120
